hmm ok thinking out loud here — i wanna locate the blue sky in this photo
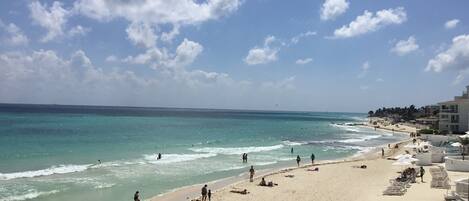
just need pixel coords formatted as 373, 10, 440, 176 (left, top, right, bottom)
0, 0, 468, 112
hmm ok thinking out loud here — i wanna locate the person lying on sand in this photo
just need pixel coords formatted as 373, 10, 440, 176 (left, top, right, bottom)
230, 189, 249, 194
352, 165, 367, 169
259, 177, 278, 187
306, 167, 319, 171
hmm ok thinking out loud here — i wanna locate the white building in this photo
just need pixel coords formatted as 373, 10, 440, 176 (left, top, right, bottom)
438, 86, 469, 134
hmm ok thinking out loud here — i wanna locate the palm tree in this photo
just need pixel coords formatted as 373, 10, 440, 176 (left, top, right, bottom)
368, 111, 374, 123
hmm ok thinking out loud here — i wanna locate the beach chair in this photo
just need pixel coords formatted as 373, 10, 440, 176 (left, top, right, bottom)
383, 186, 406, 196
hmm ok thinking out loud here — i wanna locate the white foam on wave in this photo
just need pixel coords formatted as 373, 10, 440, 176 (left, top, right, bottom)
338, 134, 381, 143
143, 153, 217, 164
330, 123, 360, 133
282, 140, 307, 146
0, 164, 91, 181
0, 190, 59, 201
189, 144, 284, 155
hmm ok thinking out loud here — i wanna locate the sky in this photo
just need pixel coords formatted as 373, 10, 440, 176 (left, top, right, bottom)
0, 0, 469, 113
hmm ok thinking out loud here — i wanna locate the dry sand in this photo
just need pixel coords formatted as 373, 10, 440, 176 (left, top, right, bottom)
150, 138, 469, 201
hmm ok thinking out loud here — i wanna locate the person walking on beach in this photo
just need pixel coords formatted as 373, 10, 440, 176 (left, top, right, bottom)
381, 148, 385, 158
296, 155, 301, 167
208, 189, 212, 201
134, 191, 140, 201
249, 166, 255, 182
201, 185, 208, 201
419, 167, 425, 182
311, 153, 315, 164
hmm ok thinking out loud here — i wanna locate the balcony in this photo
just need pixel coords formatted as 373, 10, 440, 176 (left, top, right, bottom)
440, 109, 458, 113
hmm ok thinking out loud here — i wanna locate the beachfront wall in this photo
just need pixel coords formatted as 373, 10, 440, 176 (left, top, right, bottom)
421, 134, 458, 145
416, 153, 432, 166
445, 156, 469, 172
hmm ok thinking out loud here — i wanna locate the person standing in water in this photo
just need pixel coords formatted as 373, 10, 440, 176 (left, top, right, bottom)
134, 191, 140, 201
291, 147, 294, 154
245, 153, 248, 163
296, 155, 301, 167
157, 153, 162, 160
249, 166, 255, 182
310, 153, 315, 164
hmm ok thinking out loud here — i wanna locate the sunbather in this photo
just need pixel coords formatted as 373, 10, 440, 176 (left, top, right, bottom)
230, 189, 249, 194
259, 177, 277, 187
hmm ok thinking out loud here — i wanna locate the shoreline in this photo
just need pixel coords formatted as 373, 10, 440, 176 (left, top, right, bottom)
148, 137, 412, 201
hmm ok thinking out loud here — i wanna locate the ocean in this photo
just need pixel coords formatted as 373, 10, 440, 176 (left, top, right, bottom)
0, 104, 406, 201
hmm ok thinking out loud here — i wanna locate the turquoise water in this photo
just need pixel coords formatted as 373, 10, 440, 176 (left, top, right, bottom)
0, 104, 405, 201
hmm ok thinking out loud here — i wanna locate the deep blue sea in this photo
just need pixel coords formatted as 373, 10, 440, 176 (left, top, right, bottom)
0, 104, 406, 201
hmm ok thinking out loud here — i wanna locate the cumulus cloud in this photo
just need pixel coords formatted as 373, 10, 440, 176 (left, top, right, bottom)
126, 22, 157, 48
333, 7, 406, 38
68, 25, 90, 37
244, 36, 279, 65
0, 48, 300, 110
295, 58, 313, 65
122, 38, 203, 70
0, 20, 29, 46
426, 34, 469, 83
445, 19, 460, 29
29, 1, 70, 42
73, 0, 242, 44
391, 36, 419, 56
320, 0, 349, 21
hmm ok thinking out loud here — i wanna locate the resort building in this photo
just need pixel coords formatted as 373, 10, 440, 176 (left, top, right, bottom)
438, 86, 469, 134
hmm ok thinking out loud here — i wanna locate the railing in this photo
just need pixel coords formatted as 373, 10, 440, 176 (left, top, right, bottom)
440, 109, 458, 113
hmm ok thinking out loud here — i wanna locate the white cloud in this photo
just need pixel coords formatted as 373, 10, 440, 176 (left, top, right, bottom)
73, 0, 242, 43
123, 38, 203, 70
126, 22, 157, 48
445, 19, 460, 29
357, 61, 370, 78
290, 31, 316, 44
391, 36, 419, 56
376, 78, 384, 82
333, 7, 407, 38
68, 25, 90, 37
320, 0, 349, 21
0, 20, 29, 46
105, 55, 118, 62
244, 36, 279, 65
29, 1, 70, 42
426, 34, 469, 83
295, 58, 313, 65
0, 48, 301, 110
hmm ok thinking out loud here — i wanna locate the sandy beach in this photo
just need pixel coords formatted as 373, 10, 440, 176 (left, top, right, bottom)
363, 117, 418, 134
149, 136, 469, 201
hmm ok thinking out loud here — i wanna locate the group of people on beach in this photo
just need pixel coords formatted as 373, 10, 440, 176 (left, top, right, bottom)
201, 184, 212, 201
